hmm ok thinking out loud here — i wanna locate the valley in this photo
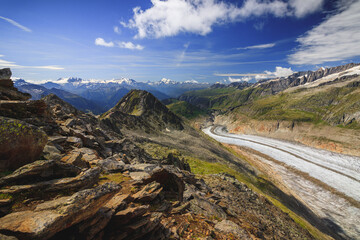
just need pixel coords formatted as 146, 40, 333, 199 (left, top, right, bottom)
204, 125, 360, 239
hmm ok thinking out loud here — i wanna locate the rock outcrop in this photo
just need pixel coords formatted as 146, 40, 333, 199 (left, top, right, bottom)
0, 118, 47, 171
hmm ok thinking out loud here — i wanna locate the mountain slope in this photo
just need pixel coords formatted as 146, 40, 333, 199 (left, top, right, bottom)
14, 80, 105, 114
101, 90, 184, 132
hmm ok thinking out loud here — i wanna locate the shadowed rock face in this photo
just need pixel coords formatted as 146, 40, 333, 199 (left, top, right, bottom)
0, 118, 48, 171
0, 68, 31, 101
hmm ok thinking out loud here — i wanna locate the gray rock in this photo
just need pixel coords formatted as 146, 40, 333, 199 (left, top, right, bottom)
97, 156, 125, 173
42, 144, 62, 161
0, 68, 11, 80
215, 220, 250, 239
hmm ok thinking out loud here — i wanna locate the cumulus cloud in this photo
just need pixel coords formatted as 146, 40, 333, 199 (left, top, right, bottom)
123, 0, 323, 39
265, 66, 293, 78
95, 38, 115, 47
117, 41, 144, 50
238, 43, 276, 50
0, 16, 32, 32
288, 0, 360, 65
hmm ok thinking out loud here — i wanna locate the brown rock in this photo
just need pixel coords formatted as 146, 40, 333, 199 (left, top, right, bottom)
0, 117, 48, 171
61, 150, 89, 169
0, 79, 14, 88
0, 160, 80, 187
0, 183, 120, 240
0, 167, 101, 196
112, 205, 149, 225
132, 181, 163, 203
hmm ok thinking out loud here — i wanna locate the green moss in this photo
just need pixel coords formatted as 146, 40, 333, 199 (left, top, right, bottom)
99, 172, 129, 184
0, 193, 12, 200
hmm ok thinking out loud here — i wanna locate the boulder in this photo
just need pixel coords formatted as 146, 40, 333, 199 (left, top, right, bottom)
0, 183, 120, 240
0, 68, 11, 80
97, 155, 125, 173
42, 144, 62, 161
0, 160, 81, 187
0, 167, 101, 196
0, 117, 48, 171
214, 220, 250, 239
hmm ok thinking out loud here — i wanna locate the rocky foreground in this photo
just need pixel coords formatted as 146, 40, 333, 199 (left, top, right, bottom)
0, 68, 313, 240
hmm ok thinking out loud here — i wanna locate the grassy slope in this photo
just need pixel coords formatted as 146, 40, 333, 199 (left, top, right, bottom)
166, 100, 207, 119
182, 79, 360, 129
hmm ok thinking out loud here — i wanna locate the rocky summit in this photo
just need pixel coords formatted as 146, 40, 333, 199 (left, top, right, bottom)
0, 68, 315, 240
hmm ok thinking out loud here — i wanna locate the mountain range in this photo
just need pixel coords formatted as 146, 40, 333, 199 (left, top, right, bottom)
14, 77, 210, 114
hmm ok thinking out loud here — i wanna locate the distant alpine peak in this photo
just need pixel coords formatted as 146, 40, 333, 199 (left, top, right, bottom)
159, 78, 178, 85
184, 80, 199, 84
56, 77, 83, 84
114, 78, 137, 85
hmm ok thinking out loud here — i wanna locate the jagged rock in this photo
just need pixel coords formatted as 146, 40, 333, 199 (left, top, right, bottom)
0, 79, 14, 88
42, 94, 81, 119
140, 167, 185, 202
0, 168, 100, 196
0, 160, 80, 187
129, 171, 151, 181
104, 139, 152, 164
214, 220, 250, 239
132, 182, 163, 203
42, 145, 62, 161
0, 68, 12, 80
97, 155, 125, 173
48, 136, 67, 144
0, 117, 48, 171
0, 100, 46, 118
59, 193, 130, 240
112, 205, 149, 225
161, 153, 190, 171
66, 137, 83, 147
171, 202, 190, 214
0, 233, 18, 240
0, 183, 120, 240
61, 151, 89, 169
0, 69, 31, 101
189, 195, 227, 219
75, 148, 100, 163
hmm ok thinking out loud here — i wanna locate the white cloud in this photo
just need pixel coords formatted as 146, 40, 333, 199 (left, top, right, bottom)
114, 26, 121, 34
95, 38, 115, 47
124, 0, 323, 39
288, 1, 360, 65
289, 0, 324, 18
265, 66, 293, 78
238, 43, 276, 50
117, 41, 144, 50
216, 66, 293, 82
0, 55, 63, 70
0, 16, 32, 32
289, 1, 360, 64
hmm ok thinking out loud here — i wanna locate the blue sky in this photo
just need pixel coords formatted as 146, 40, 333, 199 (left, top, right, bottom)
0, 0, 359, 83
